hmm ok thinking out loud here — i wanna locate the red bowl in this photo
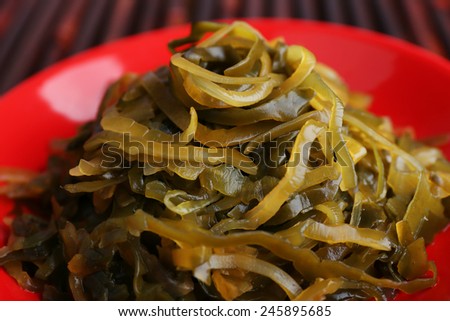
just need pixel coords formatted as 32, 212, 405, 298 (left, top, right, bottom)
0, 19, 449, 300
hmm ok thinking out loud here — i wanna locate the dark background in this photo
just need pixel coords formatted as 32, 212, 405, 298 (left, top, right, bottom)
0, 0, 448, 94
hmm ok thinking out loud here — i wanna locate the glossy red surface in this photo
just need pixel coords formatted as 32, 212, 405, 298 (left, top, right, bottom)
0, 19, 449, 301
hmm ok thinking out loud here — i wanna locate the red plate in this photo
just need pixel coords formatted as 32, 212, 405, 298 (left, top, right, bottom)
0, 19, 449, 300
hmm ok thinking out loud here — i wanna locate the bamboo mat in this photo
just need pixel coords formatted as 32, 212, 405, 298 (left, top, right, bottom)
0, 0, 448, 94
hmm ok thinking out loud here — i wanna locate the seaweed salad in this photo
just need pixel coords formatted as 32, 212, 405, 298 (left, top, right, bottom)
0, 21, 449, 300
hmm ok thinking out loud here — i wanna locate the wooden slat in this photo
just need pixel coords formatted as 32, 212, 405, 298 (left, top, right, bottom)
37, 0, 89, 70
242, 0, 265, 17
0, 0, 62, 93
0, 0, 19, 38
102, 0, 138, 42
166, 0, 189, 26
219, 0, 241, 18
402, 0, 446, 55
322, 0, 348, 23
189, 0, 219, 22
348, 0, 378, 30
427, 0, 450, 57
69, 0, 111, 54
55, 0, 90, 53
293, 0, 320, 20
271, 0, 292, 17
0, 0, 39, 74
137, 0, 165, 31
373, 0, 411, 40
